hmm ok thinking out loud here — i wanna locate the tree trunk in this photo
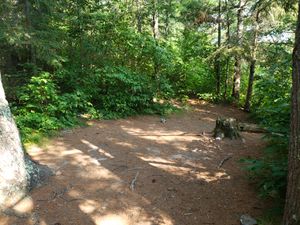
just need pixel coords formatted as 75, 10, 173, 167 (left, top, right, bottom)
223, 0, 231, 100
215, 0, 222, 96
283, 1, 300, 224
164, 0, 172, 37
24, 0, 36, 66
232, 0, 244, 102
0, 73, 52, 209
244, 60, 255, 112
136, 0, 143, 33
232, 57, 241, 100
152, 0, 159, 39
244, 11, 260, 112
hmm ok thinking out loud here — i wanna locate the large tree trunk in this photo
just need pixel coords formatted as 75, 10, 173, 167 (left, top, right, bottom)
232, 0, 244, 102
0, 73, 52, 209
283, 1, 300, 224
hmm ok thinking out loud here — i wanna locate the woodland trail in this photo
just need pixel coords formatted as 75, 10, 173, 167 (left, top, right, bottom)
1, 100, 267, 225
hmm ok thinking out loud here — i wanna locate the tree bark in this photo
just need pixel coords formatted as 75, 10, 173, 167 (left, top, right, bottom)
136, 0, 143, 33
232, 0, 244, 102
244, 60, 255, 111
152, 0, 159, 39
215, 0, 222, 96
232, 57, 241, 100
223, 0, 231, 100
244, 10, 260, 112
214, 117, 240, 139
164, 0, 172, 37
24, 0, 36, 65
283, 1, 300, 224
0, 72, 52, 209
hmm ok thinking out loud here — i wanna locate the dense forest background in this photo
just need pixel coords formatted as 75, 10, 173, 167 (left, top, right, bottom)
0, 0, 296, 216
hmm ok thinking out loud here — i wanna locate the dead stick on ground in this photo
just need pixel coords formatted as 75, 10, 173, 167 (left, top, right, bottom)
130, 172, 139, 191
218, 156, 232, 169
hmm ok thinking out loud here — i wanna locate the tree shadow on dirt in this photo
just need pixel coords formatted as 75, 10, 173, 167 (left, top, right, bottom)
2, 102, 266, 225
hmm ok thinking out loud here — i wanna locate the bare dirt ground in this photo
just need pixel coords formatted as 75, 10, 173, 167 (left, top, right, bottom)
1, 100, 267, 225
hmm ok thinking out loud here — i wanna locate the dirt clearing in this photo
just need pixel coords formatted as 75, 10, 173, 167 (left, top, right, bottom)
1, 101, 267, 225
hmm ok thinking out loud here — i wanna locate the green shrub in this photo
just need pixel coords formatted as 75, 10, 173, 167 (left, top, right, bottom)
242, 58, 291, 204
241, 135, 288, 198
14, 72, 93, 141
93, 67, 156, 118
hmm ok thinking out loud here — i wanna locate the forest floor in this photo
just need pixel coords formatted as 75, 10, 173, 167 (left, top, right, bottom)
1, 100, 268, 225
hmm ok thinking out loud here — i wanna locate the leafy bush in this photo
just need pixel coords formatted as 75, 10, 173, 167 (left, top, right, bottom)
94, 67, 156, 118
14, 72, 93, 141
251, 67, 291, 133
241, 136, 288, 198
242, 52, 291, 201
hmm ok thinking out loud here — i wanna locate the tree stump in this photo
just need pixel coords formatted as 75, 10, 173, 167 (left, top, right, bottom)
213, 117, 240, 139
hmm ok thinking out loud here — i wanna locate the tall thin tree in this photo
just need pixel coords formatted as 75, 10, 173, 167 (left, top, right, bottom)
232, 0, 244, 102
215, 0, 222, 96
244, 9, 261, 112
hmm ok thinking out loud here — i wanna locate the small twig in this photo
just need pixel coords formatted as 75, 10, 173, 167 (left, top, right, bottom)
130, 172, 139, 191
61, 196, 85, 202
217, 156, 232, 169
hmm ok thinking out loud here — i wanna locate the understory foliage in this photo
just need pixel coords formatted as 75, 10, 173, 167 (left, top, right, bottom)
241, 44, 292, 201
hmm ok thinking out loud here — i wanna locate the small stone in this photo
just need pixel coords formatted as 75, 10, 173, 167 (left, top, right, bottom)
167, 187, 176, 191
56, 171, 62, 176
191, 148, 199, 152
160, 118, 166, 123
240, 214, 257, 225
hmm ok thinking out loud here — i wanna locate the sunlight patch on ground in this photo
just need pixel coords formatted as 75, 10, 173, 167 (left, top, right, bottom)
200, 117, 215, 122
97, 148, 114, 159
94, 214, 129, 225
79, 200, 98, 214
121, 126, 202, 151
138, 155, 175, 164
195, 171, 230, 182
93, 208, 174, 225
61, 149, 84, 156
0, 218, 8, 225
115, 141, 135, 148
149, 163, 191, 176
12, 196, 33, 213
82, 139, 114, 158
121, 126, 184, 137
81, 139, 99, 149
149, 162, 228, 182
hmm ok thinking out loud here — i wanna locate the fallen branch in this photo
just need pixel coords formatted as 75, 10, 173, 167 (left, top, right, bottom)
217, 156, 232, 169
130, 172, 139, 191
238, 122, 266, 133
